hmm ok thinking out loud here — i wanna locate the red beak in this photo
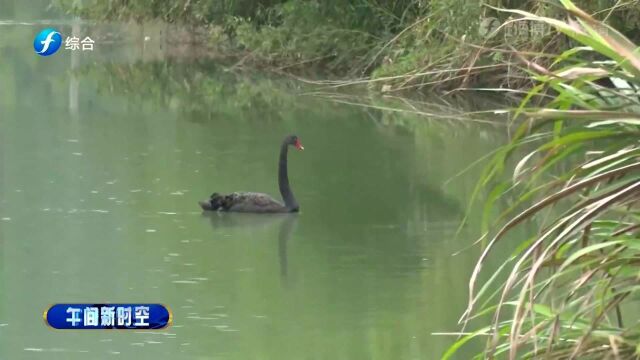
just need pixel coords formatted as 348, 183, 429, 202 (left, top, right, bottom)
294, 139, 304, 151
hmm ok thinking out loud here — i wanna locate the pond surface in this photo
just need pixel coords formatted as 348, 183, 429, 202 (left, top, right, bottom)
0, 4, 508, 359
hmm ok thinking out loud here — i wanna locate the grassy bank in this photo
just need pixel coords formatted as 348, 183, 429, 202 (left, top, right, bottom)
445, 0, 640, 358
56, 0, 640, 94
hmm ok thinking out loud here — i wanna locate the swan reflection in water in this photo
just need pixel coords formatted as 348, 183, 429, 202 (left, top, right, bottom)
203, 213, 298, 286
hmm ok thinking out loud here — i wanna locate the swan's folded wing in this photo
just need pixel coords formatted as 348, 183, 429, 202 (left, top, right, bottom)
227, 192, 286, 212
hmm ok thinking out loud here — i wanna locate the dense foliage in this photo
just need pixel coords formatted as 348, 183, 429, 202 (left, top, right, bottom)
56, 0, 640, 92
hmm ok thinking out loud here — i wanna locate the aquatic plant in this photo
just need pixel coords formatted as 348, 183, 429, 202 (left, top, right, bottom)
446, 0, 640, 358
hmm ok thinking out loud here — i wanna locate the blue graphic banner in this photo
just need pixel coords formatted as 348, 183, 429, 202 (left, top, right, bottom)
44, 304, 171, 330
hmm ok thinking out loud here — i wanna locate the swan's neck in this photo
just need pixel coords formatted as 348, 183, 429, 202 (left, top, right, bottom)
278, 143, 298, 210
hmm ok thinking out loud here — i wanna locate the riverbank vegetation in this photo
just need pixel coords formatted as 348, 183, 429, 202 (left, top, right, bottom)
56, 0, 640, 94
445, 1, 640, 358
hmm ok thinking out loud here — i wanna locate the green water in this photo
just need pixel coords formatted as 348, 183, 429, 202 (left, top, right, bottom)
0, 5, 508, 360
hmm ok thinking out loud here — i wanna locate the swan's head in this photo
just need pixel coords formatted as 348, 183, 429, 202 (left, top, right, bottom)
286, 135, 304, 151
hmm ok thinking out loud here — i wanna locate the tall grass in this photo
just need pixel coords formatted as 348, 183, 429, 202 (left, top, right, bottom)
447, 0, 640, 358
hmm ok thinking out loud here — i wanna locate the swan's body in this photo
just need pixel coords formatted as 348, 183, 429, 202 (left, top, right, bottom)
201, 192, 293, 213
199, 135, 303, 213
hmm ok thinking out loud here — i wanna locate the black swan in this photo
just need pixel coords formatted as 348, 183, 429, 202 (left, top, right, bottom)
199, 135, 304, 213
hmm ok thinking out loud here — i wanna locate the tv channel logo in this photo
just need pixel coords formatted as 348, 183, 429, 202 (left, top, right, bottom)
33, 28, 95, 57
33, 28, 62, 56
